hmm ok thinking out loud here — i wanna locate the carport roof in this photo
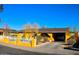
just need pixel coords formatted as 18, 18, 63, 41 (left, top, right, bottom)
38, 28, 68, 33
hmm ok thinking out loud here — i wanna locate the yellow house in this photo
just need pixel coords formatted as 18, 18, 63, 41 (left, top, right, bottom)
0, 28, 71, 43
19, 28, 71, 43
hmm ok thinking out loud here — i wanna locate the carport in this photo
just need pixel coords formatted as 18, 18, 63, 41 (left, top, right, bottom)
39, 28, 68, 42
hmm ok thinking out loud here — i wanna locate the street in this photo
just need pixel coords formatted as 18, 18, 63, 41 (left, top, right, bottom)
0, 42, 79, 55
0, 45, 49, 55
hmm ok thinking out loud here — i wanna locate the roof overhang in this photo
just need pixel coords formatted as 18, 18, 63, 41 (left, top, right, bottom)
19, 28, 68, 33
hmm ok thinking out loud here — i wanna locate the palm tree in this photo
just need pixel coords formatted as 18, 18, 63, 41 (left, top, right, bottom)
0, 4, 3, 12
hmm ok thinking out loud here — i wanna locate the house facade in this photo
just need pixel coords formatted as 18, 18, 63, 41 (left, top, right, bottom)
0, 28, 70, 42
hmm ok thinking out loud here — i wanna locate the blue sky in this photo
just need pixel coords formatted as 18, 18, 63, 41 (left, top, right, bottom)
0, 4, 79, 30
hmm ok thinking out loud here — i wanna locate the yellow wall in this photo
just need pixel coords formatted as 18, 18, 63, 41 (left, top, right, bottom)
48, 33, 54, 42
65, 28, 71, 43
3, 37, 9, 44
31, 38, 36, 48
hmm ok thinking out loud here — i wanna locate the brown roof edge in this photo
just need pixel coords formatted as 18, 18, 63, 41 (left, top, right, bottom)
19, 28, 68, 33
0, 28, 69, 33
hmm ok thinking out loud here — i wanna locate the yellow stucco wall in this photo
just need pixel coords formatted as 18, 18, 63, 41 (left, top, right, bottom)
31, 38, 36, 48
48, 33, 54, 42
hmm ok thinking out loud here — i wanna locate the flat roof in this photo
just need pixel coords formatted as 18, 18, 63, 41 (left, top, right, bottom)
39, 28, 68, 33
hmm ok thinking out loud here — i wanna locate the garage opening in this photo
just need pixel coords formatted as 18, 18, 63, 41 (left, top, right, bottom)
53, 33, 65, 42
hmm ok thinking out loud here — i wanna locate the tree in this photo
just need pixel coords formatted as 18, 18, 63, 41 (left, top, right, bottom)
33, 23, 39, 33
3, 24, 10, 36
23, 23, 33, 40
74, 26, 77, 32
0, 4, 3, 12
24, 23, 32, 33
74, 27, 79, 42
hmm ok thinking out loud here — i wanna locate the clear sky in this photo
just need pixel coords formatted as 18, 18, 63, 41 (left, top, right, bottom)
0, 4, 79, 31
